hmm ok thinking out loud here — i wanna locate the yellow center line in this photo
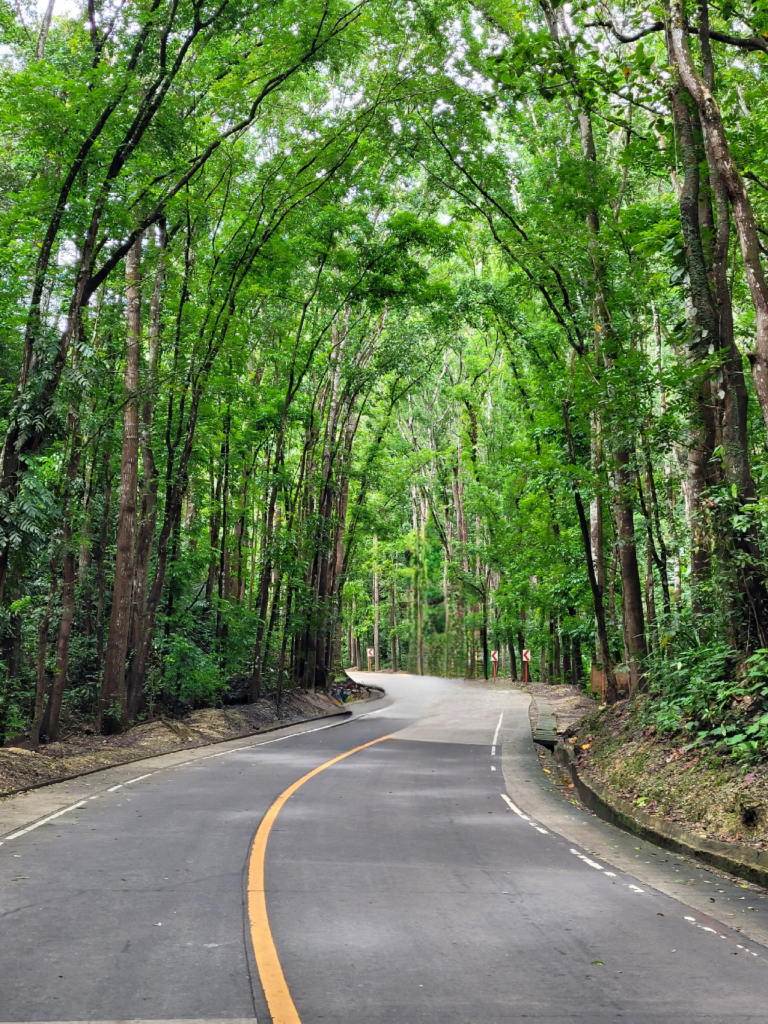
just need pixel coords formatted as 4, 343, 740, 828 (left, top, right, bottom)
246, 734, 393, 1024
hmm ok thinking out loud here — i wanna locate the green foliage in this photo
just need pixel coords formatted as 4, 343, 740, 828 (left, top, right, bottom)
153, 635, 228, 711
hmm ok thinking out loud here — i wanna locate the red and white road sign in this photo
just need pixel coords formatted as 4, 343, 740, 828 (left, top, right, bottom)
491, 650, 499, 663
522, 649, 531, 662
367, 648, 375, 658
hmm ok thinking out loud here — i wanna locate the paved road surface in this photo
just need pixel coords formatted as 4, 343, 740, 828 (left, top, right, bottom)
1, 674, 767, 1023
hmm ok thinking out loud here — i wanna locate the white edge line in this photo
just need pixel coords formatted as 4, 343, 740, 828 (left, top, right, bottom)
570, 848, 604, 871
0, 800, 88, 844
491, 710, 503, 752
533, 825, 549, 834
500, 793, 530, 820
124, 773, 154, 785
1, 710, 367, 846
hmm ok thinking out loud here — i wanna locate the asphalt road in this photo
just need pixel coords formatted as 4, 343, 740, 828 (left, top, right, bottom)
1, 673, 767, 1023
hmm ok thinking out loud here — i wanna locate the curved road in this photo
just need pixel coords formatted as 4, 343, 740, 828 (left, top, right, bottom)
1, 673, 767, 1023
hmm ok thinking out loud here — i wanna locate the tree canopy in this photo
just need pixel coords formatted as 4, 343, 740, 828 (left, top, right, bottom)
3, 0, 768, 761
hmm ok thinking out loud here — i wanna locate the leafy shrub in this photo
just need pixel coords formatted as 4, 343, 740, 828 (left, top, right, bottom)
155, 634, 227, 711
645, 619, 768, 762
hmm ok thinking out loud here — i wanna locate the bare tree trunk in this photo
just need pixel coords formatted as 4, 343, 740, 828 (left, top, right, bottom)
275, 585, 293, 705
96, 451, 113, 668
45, 417, 82, 740
373, 535, 380, 672
615, 453, 647, 693
215, 406, 231, 656
100, 235, 142, 733
443, 553, 450, 677
31, 568, 58, 749
669, 80, 720, 599
668, 0, 768, 431
509, 633, 518, 682
564, 404, 617, 697
35, 0, 55, 60
389, 577, 398, 672
126, 224, 166, 717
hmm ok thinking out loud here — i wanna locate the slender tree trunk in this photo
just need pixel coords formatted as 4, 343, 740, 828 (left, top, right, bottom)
96, 451, 113, 668
564, 403, 617, 698
100, 235, 142, 732
614, 452, 647, 693
216, 406, 231, 656
443, 553, 450, 677
389, 577, 398, 672
126, 225, 166, 717
668, 0, 768, 433
275, 586, 293, 706
35, 0, 55, 60
373, 535, 380, 672
45, 418, 83, 740
31, 568, 58, 749
669, 80, 720, 600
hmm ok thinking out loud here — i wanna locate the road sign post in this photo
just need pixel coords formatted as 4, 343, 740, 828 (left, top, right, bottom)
491, 650, 498, 680
522, 648, 531, 685
367, 647, 374, 672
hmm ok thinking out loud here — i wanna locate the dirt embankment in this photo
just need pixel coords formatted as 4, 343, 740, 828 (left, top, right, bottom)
0, 689, 363, 798
565, 698, 768, 850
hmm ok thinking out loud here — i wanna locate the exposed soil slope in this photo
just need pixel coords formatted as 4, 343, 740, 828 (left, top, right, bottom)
0, 689, 363, 797
567, 697, 768, 850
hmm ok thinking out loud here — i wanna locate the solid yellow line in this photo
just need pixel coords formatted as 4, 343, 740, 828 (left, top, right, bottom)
246, 733, 392, 1024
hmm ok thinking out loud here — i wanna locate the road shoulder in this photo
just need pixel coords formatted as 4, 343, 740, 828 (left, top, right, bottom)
501, 691, 768, 948
0, 693, 389, 843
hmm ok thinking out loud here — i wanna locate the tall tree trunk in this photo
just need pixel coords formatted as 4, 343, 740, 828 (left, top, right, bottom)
216, 406, 231, 657
614, 453, 647, 693
275, 585, 293, 706
564, 403, 617, 698
96, 451, 113, 668
443, 553, 450, 677
250, 450, 279, 701
99, 234, 142, 733
668, 0, 768, 434
126, 224, 166, 718
31, 568, 58, 749
390, 577, 398, 672
45, 417, 83, 740
669, 79, 720, 602
373, 535, 380, 672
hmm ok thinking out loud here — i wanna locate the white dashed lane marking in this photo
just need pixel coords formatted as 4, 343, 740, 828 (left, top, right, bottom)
0, 800, 88, 845
491, 711, 503, 755
0, 712, 370, 848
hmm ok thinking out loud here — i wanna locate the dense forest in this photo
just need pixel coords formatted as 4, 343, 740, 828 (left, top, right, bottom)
2, 0, 768, 760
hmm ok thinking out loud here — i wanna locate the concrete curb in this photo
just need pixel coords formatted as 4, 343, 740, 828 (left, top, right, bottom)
553, 741, 768, 889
